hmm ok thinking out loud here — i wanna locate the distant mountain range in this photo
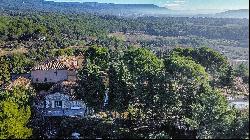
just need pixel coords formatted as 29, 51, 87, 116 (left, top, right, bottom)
195, 9, 249, 19
214, 9, 249, 18
0, 0, 248, 18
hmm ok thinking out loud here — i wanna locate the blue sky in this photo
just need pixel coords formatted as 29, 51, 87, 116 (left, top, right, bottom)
50, 0, 249, 10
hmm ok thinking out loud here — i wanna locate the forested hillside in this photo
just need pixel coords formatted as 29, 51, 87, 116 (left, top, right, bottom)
0, 1, 249, 139
0, 11, 248, 47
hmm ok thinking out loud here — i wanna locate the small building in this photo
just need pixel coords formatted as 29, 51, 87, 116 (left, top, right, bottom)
229, 101, 249, 110
36, 92, 92, 117
31, 60, 77, 83
229, 59, 249, 67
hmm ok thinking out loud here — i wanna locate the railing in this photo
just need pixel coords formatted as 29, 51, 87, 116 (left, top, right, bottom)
41, 107, 94, 117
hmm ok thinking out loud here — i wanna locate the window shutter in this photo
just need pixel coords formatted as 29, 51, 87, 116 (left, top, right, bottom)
52, 100, 55, 108
46, 100, 49, 108
62, 101, 65, 108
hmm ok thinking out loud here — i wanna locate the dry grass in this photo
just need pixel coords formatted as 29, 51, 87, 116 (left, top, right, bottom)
96, 111, 130, 119
0, 47, 28, 56
108, 32, 126, 41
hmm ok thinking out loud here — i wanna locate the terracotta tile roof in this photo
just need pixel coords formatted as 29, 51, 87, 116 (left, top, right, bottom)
33, 56, 84, 71
57, 56, 78, 70
33, 60, 67, 70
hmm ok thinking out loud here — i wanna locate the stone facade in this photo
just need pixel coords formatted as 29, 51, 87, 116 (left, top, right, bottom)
31, 58, 86, 117
31, 70, 69, 83
37, 92, 92, 117
31, 60, 77, 83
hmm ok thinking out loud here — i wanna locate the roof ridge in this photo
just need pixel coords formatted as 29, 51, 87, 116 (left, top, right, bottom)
33, 60, 68, 70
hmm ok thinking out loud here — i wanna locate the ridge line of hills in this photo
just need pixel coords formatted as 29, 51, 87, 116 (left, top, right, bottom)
0, 0, 248, 18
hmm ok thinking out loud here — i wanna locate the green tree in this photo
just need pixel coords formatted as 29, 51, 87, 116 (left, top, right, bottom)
170, 47, 229, 88
219, 65, 236, 88
10, 53, 33, 74
0, 86, 35, 107
171, 47, 228, 75
77, 46, 110, 110
235, 64, 249, 84
107, 52, 133, 112
189, 85, 235, 139
0, 56, 10, 85
227, 110, 249, 139
0, 101, 32, 139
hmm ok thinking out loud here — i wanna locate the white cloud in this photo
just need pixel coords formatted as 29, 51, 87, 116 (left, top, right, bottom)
163, 0, 186, 10
164, 3, 181, 7
164, 0, 186, 10
174, 0, 185, 4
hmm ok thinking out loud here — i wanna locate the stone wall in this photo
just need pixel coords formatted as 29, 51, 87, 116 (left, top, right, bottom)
31, 70, 68, 83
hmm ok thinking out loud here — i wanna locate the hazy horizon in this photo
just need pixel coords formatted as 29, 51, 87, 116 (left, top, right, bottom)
47, 0, 249, 11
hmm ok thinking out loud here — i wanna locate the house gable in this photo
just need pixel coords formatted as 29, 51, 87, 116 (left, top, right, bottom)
45, 92, 70, 101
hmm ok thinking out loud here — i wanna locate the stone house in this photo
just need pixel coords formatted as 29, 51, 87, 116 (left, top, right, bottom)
36, 92, 92, 117
31, 60, 77, 83
31, 57, 92, 117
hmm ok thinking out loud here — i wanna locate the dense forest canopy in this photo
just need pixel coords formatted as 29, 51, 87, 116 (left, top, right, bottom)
1, 12, 248, 43
0, 11, 248, 63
